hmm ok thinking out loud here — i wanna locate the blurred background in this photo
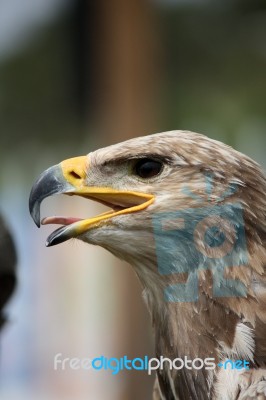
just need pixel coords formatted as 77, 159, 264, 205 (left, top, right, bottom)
0, 0, 265, 399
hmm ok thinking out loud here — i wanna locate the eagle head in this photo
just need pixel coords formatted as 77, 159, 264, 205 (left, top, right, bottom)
29, 131, 266, 400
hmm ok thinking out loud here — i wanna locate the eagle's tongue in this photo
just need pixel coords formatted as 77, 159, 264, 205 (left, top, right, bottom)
41, 216, 83, 226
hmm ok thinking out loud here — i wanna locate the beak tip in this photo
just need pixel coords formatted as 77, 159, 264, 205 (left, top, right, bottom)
29, 201, 41, 228
29, 163, 75, 230
29, 164, 68, 229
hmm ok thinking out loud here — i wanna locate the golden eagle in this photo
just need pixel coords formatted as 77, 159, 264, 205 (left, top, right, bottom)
29, 131, 266, 400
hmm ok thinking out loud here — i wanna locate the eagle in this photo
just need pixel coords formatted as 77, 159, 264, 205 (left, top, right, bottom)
29, 131, 266, 400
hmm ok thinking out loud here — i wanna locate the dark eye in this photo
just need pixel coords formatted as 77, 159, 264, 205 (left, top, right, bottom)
134, 158, 163, 179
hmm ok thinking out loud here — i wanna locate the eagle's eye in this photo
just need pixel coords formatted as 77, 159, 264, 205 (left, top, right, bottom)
134, 158, 163, 179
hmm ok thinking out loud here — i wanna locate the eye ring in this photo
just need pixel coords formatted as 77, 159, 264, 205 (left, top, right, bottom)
133, 158, 163, 179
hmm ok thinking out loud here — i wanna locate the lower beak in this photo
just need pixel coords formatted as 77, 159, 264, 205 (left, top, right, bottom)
29, 156, 154, 246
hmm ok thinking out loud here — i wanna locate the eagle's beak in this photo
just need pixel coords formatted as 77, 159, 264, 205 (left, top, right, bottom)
29, 156, 154, 247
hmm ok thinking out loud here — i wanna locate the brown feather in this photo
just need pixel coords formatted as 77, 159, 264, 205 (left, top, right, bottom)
91, 131, 266, 399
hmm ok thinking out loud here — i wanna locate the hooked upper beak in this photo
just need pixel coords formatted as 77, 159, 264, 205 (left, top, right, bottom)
29, 156, 154, 247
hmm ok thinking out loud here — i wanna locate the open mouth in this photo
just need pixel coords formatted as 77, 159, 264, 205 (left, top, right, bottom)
43, 193, 154, 247
41, 195, 140, 227
29, 156, 155, 247
30, 174, 154, 247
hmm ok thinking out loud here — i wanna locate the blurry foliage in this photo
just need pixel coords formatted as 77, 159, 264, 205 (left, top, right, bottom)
156, 0, 266, 145
0, 0, 265, 155
0, 11, 83, 155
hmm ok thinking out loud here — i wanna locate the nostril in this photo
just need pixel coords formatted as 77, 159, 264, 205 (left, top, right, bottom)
69, 170, 82, 180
